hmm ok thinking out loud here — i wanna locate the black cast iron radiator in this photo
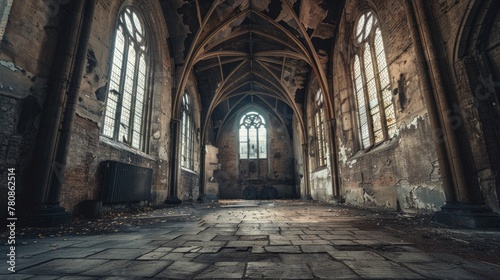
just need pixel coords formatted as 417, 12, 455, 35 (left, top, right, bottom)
101, 160, 153, 203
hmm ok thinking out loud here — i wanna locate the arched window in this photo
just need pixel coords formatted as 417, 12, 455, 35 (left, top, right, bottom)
314, 89, 327, 167
352, 10, 396, 150
102, 7, 150, 151
181, 93, 194, 169
0, 0, 13, 41
239, 112, 267, 159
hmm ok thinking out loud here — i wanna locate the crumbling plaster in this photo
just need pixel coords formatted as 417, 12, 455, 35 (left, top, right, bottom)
332, 0, 445, 212
60, 0, 174, 210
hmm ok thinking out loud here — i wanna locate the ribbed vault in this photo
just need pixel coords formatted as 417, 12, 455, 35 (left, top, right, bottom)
160, 0, 344, 143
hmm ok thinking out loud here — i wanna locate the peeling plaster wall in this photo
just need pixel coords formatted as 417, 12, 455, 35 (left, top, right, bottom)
204, 144, 220, 198
0, 0, 63, 216
305, 79, 334, 202
292, 114, 304, 198
428, 0, 500, 213
332, 0, 445, 212
216, 111, 295, 199
310, 167, 333, 202
178, 77, 202, 202
60, 0, 173, 211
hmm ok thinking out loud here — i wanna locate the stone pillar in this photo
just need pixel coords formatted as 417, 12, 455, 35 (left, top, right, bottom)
328, 118, 341, 199
166, 119, 182, 204
405, 0, 500, 228
301, 143, 312, 200
22, 0, 95, 227
197, 144, 206, 202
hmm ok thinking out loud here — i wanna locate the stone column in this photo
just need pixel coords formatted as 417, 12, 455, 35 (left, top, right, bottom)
22, 0, 95, 226
301, 143, 312, 200
197, 144, 206, 202
166, 119, 182, 204
405, 0, 500, 228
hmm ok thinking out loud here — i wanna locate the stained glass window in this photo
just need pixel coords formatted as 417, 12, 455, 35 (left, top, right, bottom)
352, 11, 397, 149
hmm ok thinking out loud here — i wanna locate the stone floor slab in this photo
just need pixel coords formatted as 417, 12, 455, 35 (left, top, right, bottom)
160, 252, 200, 261
291, 239, 331, 245
245, 262, 314, 279
319, 234, 356, 240
403, 262, 486, 280
194, 262, 246, 279
213, 235, 239, 241
264, 245, 301, 253
59, 276, 100, 280
19, 259, 108, 275
343, 260, 425, 279
83, 260, 172, 277
461, 260, 500, 279
226, 240, 269, 247
300, 244, 337, 253
87, 248, 151, 260
280, 253, 333, 263
379, 252, 438, 263
154, 261, 208, 279
328, 250, 386, 261
172, 245, 202, 253
138, 250, 171, 260
309, 261, 360, 279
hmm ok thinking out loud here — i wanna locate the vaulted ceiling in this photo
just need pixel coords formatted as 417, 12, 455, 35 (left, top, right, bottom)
160, 0, 344, 142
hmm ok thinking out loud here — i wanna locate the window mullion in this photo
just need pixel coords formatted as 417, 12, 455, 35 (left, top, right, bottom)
256, 125, 260, 160
370, 31, 389, 140
322, 111, 326, 165
113, 29, 129, 141
246, 128, 249, 159
315, 111, 320, 167
190, 116, 194, 170
359, 51, 375, 147
142, 55, 151, 153
353, 54, 365, 150
128, 47, 140, 148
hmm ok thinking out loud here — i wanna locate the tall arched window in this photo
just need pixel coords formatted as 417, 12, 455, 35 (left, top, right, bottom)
0, 0, 13, 41
102, 7, 150, 151
314, 89, 327, 167
181, 93, 194, 169
352, 10, 396, 150
239, 112, 267, 159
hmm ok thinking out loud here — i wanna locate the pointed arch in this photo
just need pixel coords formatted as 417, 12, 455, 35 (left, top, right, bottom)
101, 6, 151, 151
350, 9, 396, 150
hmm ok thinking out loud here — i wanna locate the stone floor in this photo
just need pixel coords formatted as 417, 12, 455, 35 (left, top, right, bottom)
4, 200, 500, 279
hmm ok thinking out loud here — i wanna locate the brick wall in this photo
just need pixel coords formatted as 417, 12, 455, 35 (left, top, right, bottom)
216, 111, 295, 199
0, 0, 64, 217
332, 0, 445, 212
60, 0, 173, 212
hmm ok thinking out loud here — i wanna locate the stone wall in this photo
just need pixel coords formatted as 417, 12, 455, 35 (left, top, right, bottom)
0, 0, 175, 214
332, 0, 445, 212
429, 0, 500, 212
204, 144, 220, 198
216, 110, 295, 199
60, 0, 173, 211
0, 0, 64, 217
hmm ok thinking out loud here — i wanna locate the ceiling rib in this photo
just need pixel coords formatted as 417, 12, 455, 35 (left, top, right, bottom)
173, 0, 222, 115
196, 57, 246, 72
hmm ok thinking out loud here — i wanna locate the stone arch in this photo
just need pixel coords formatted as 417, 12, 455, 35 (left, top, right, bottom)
453, 0, 500, 212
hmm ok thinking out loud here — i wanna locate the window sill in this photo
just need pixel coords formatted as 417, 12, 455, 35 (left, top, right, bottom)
181, 167, 198, 175
312, 166, 328, 173
348, 136, 399, 162
99, 136, 154, 160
